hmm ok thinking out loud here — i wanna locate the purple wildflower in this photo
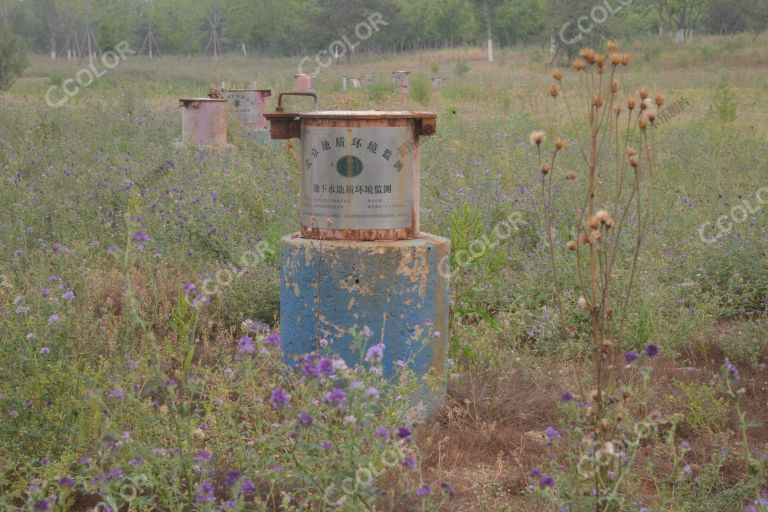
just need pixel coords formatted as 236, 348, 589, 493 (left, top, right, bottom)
61, 291, 75, 300
239, 479, 255, 496
34, 500, 49, 511
270, 388, 290, 409
183, 282, 196, 295
193, 450, 212, 462
415, 485, 431, 497
297, 412, 313, 426
624, 350, 639, 363
107, 467, 123, 481
57, 477, 74, 487
540, 476, 556, 488
398, 427, 412, 439
323, 388, 347, 407
365, 343, 385, 364
402, 453, 417, 469
725, 360, 740, 382
439, 482, 457, 497
644, 344, 659, 357
560, 392, 575, 401
195, 481, 215, 503
544, 426, 560, 444
530, 467, 543, 479
318, 357, 335, 375
48, 314, 59, 324
238, 336, 255, 354
265, 332, 281, 348
132, 231, 150, 242
224, 470, 241, 488
108, 388, 125, 400
129, 457, 144, 466
365, 387, 380, 400
374, 427, 390, 441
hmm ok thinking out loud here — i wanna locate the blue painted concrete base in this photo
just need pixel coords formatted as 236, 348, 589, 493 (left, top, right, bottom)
279, 233, 451, 414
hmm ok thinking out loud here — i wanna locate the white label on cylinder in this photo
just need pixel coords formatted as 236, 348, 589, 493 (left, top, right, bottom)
301, 125, 415, 230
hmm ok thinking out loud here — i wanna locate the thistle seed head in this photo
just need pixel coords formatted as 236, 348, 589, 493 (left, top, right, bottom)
529, 130, 545, 146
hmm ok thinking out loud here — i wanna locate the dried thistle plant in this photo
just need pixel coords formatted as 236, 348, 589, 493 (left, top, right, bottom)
530, 41, 663, 511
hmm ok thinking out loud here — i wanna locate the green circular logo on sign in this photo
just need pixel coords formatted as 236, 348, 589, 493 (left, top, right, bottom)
336, 156, 364, 177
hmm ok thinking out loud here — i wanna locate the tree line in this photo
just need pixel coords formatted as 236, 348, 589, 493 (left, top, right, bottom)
1, 0, 767, 59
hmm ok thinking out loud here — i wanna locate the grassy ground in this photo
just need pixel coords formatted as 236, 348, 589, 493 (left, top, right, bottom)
1, 34, 767, 510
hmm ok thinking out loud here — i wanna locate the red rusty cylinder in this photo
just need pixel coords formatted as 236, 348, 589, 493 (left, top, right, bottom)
179, 98, 228, 147
294, 74, 313, 92
431, 77, 446, 88
266, 98, 437, 241
392, 70, 411, 94
222, 89, 272, 132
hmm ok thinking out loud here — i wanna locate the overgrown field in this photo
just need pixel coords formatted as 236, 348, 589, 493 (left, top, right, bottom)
1, 35, 767, 511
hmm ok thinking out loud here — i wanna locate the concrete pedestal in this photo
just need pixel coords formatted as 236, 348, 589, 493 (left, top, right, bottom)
280, 233, 450, 408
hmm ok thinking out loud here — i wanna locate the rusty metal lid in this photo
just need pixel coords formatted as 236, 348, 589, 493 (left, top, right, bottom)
225, 89, 272, 94
298, 110, 436, 120
179, 98, 227, 105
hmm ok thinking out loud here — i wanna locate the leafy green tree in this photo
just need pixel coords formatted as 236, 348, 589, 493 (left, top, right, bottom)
470, 0, 504, 62
744, 0, 768, 40
653, 0, 707, 41
0, 22, 28, 90
494, 0, 545, 46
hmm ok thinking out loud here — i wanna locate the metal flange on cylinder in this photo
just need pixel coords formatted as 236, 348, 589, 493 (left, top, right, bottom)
265, 96, 449, 413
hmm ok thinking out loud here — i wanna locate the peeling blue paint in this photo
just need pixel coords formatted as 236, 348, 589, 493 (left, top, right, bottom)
280, 233, 450, 400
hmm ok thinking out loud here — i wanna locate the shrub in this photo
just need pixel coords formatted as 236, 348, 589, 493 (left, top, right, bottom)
408, 73, 431, 106
0, 23, 28, 91
454, 60, 470, 75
